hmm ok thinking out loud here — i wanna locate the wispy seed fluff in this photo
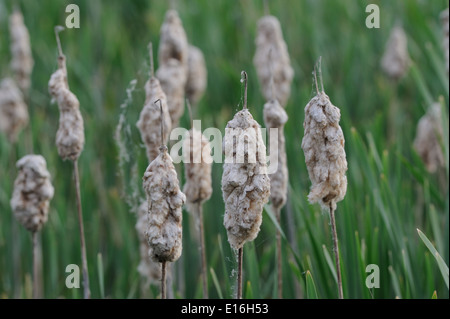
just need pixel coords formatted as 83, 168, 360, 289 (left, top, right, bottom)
10, 155, 54, 233
301, 93, 348, 211
185, 45, 207, 106
253, 16, 294, 107
0, 78, 29, 143
9, 9, 34, 93
263, 99, 288, 213
222, 109, 271, 250
158, 10, 189, 69
381, 26, 410, 80
183, 128, 213, 213
136, 201, 162, 284
441, 8, 449, 74
136, 76, 172, 162
143, 146, 186, 263
413, 103, 444, 173
157, 59, 186, 128
48, 55, 85, 161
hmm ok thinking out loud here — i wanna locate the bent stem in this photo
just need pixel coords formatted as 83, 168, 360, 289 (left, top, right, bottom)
161, 261, 167, 299
237, 247, 243, 299
329, 203, 343, 299
197, 203, 208, 298
74, 160, 90, 299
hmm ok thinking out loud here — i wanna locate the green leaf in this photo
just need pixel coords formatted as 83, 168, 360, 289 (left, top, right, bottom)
305, 271, 319, 299
210, 267, 223, 299
322, 245, 337, 283
432, 290, 437, 299
245, 281, 253, 299
97, 253, 105, 299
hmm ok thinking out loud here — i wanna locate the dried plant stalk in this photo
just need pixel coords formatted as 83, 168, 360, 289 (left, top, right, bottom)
253, 15, 294, 107
158, 10, 189, 69
185, 45, 207, 107
0, 78, 29, 143
9, 8, 34, 93
157, 59, 186, 128
414, 103, 445, 173
441, 8, 449, 74
381, 26, 410, 80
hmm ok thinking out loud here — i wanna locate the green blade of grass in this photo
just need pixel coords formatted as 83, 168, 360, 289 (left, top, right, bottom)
97, 253, 105, 299
209, 267, 223, 299
305, 270, 319, 299
322, 245, 337, 283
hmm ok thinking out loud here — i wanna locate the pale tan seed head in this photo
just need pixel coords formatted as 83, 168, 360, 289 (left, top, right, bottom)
158, 9, 189, 69
183, 128, 213, 214
413, 103, 445, 173
143, 146, 186, 263
381, 25, 410, 80
9, 8, 34, 93
301, 92, 348, 211
0, 78, 29, 143
10, 155, 54, 233
222, 108, 271, 250
441, 8, 449, 74
263, 99, 288, 213
185, 45, 207, 107
253, 15, 294, 107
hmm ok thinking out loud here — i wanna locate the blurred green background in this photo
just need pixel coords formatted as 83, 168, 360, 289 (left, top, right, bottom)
0, 0, 448, 299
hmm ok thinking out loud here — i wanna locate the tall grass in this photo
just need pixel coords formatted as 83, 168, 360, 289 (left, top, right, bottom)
0, 0, 448, 299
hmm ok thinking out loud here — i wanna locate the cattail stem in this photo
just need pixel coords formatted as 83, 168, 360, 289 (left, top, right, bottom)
237, 247, 243, 299
32, 231, 38, 299
161, 261, 167, 299
329, 203, 343, 299
74, 160, 90, 299
275, 208, 282, 299
241, 71, 248, 109
313, 56, 324, 96
197, 203, 208, 298
148, 42, 154, 78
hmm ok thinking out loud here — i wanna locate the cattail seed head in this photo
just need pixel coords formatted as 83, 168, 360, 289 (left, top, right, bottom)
301, 92, 348, 211
381, 25, 410, 80
137, 77, 172, 162
158, 10, 189, 69
48, 53, 85, 161
413, 103, 445, 173
263, 99, 288, 213
143, 146, 186, 263
222, 108, 271, 250
0, 78, 29, 143
156, 59, 186, 128
183, 128, 213, 213
253, 15, 294, 107
9, 9, 34, 93
136, 201, 162, 284
185, 45, 207, 107
10, 155, 54, 233
441, 8, 449, 74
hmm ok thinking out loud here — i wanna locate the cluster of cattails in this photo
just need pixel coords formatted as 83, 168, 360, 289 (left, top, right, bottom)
441, 8, 449, 74
381, 25, 410, 80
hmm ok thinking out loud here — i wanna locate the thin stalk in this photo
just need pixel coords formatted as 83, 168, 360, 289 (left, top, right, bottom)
241, 71, 248, 110
275, 208, 282, 299
198, 203, 208, 298
10, 143, 21, 299
74, 160, 90, 299
329, 203, 343, 299
32, 231, 38, 299
161, 261, 167, 299
237, 247, 243, 299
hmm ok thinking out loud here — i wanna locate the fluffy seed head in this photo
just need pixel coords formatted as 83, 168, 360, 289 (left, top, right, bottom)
381, 26, 410, 80
183, 128, 213, 213
137, 77, 172, 162
263, 99, 288, 213
253, 15, 294, 107
413, 103, 445, 173
10, 155, 54, 233
0, 78, 29, 143
185, 45, 207, 106
156, 59, 186, 128
143, 146, 186, 263
301, 92, 348, 211
441, 8, 449, 74
9, 9, 34, 93
158, 9, 189, 69
222, 108, 270, 249
48, 59, 85, 161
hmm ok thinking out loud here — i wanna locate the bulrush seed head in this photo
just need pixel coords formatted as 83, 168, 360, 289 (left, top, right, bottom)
158, 9, 189, 69
222, 108, 271, 250
381, 25, 410, 80
185, 45, 207, 107
263, 99, 288, 213
0, 78, 29, 143
9, 9, 34, 93
183, 128, 213, 214
10, 155, 54, 233
301, 92, 348, 211
143, 145, 186, 263
413, 103, 445, 173
253, 15, 294, 107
